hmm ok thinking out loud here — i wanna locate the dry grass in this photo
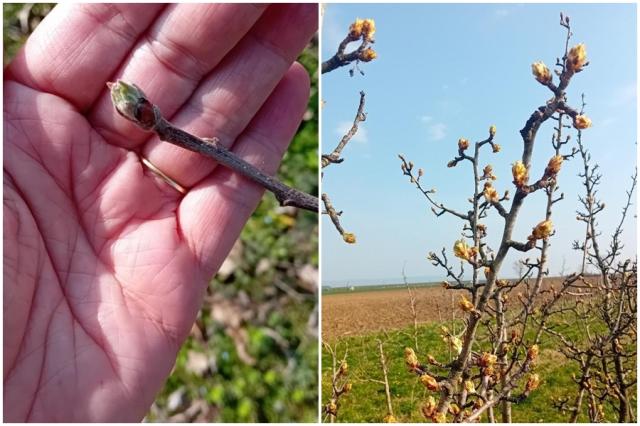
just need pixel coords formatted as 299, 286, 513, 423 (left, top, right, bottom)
322, 276, 587, 341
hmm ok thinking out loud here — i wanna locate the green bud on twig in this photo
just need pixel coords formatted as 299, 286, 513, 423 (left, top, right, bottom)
107, 80, 157, 130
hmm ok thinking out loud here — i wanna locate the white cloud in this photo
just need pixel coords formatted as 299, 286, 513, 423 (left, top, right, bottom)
336, 121, 368, 143
427, 123, 447, 141
599, 117, 616, 128
419, 115, 447, 141
495, 9, 510, 18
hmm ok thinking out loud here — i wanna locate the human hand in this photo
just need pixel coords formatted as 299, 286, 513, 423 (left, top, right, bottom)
3, 3, 317, 421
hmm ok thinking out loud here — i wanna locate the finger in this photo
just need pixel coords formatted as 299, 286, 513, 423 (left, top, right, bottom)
139, 4, 318, 189
6, 3, 164, 110
89, 3, 267, 147
177, 62, 311, 275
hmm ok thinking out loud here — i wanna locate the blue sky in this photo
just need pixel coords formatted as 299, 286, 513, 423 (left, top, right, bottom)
321, 3, 637, 285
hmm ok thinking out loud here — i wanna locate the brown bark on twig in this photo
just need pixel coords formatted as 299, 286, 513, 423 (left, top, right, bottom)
322, 33, 373, 74
322, 18, 377, 241
322, 193, 345, 237
108, 81, 319, 212
377, 339, 395, 418
322, 91, 366, 168
323, 342, 351, 423
322, 92, 367, 241
402, 265, 420, 352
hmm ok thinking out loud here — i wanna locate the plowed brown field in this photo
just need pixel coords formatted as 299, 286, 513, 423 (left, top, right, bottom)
322, 277, 573, 340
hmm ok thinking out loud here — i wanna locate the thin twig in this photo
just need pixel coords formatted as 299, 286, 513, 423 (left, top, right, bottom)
402, 264, 420, 352
322, 32, 374, 74
322, 193, 346, 237
108, 80, 319, 212
322, 91, 366, 168
377, 339, 395, 418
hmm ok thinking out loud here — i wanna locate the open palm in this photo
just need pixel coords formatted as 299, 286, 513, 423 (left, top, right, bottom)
3, 4, 316, 422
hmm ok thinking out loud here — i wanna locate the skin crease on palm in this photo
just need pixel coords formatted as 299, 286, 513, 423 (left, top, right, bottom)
3, 3, 317, 422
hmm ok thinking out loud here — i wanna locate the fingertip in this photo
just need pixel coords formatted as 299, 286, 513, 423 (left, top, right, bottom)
288, 61, 312, 97
176, 61, 315, 271
253, 4, 318, 61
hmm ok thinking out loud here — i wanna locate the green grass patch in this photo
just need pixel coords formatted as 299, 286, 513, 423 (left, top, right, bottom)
322, 317, 632, 423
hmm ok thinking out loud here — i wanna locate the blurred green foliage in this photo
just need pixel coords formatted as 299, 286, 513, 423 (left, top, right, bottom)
149, 40, 319, 423
4, 4, 318, 423
3, 3, 54, 65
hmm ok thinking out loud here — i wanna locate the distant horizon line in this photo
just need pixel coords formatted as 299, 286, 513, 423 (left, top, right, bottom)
322, 274, 465, 288
322, 271, 599, 288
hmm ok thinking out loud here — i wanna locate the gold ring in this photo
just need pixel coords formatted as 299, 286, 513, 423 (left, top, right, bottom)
141, 157, 187, 195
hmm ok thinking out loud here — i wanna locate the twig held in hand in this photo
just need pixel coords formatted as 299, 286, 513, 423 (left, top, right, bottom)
108, 80, 319, 213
